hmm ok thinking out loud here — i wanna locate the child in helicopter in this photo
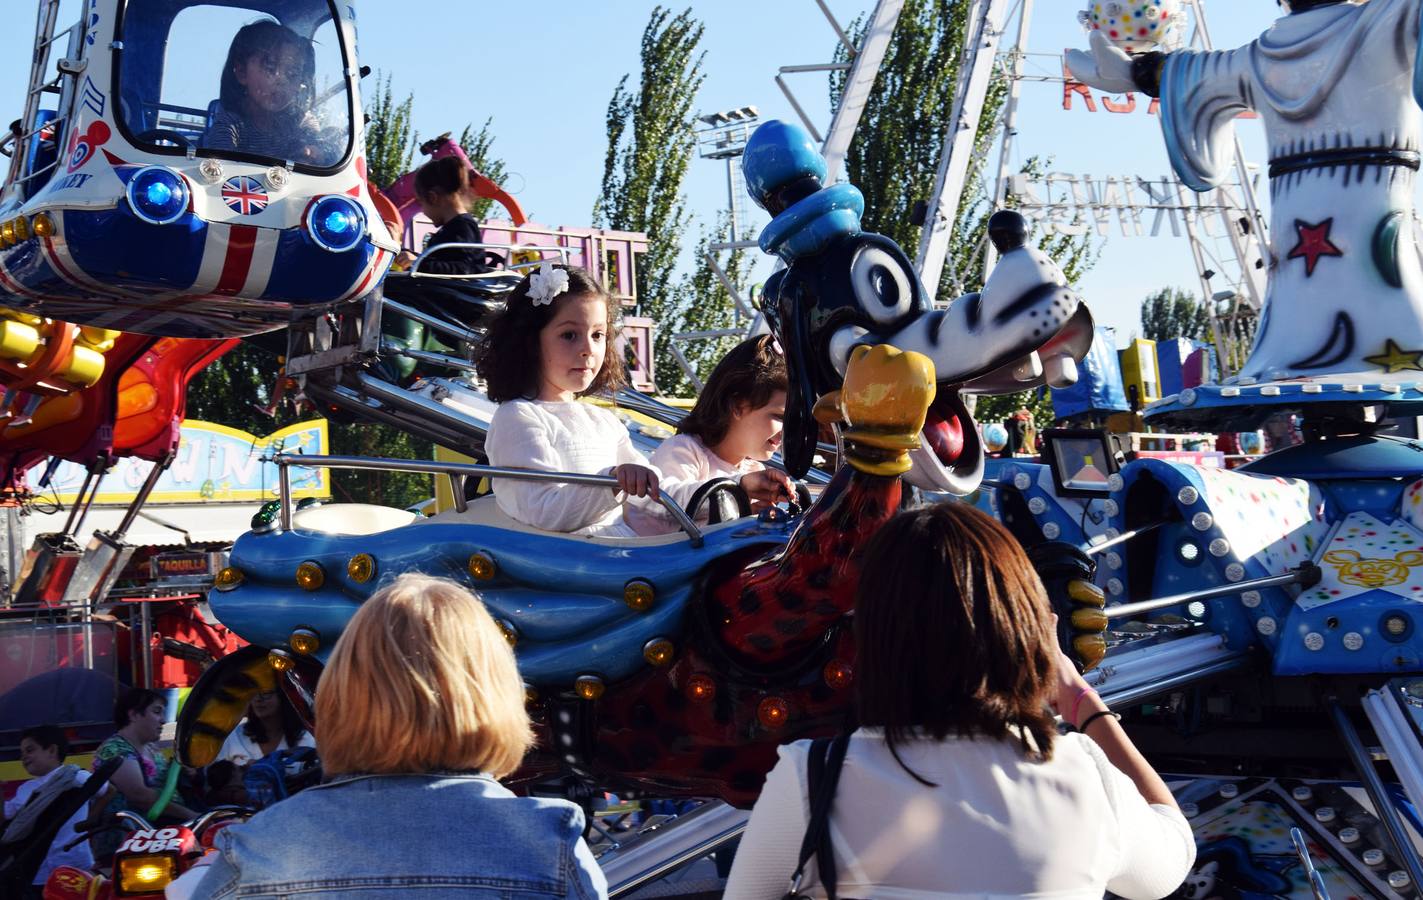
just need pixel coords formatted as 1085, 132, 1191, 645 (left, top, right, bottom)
623, 335, 795, 536
474, 263, 660, 537
393, 157, 489, 275
203, 21, 336, 167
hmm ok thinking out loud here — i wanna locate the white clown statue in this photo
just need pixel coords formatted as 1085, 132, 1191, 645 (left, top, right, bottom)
1069, 0, 1423, 388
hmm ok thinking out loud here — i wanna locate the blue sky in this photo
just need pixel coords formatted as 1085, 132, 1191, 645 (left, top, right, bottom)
0, 2, 1288, 345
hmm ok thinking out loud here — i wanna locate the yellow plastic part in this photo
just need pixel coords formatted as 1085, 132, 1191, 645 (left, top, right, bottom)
1118, 339, 1161, 406
0, 320, 39, 361
78, 325, 120, 351
57, 344, 105, 387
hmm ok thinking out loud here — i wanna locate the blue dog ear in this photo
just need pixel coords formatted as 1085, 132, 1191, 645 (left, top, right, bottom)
743, 120, 864, 262
743, 120, 826, 212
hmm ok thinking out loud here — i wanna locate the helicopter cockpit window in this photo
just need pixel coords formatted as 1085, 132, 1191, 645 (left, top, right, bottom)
116, 1, 353, 171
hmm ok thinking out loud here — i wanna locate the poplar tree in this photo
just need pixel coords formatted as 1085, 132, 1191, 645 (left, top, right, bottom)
831, 0, 1096, 429
594, 7, 706, 391
1140, 287, 1211, 342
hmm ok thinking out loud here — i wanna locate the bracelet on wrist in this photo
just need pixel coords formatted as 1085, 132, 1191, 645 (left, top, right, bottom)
1079, 709, 1121, 733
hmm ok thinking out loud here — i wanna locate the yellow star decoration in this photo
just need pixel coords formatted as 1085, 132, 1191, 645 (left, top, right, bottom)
1365, 340, 1423, 374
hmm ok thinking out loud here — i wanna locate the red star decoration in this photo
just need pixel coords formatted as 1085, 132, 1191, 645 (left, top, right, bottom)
1288, 218, 1343, 277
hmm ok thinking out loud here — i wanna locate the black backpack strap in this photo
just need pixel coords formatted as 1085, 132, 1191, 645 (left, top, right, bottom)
814, 735, 850, 900
785, 735, 850, 899
786, 737, 831, 897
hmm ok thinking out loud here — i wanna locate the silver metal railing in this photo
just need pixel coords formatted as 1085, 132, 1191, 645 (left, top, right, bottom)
273, 454, 705, 547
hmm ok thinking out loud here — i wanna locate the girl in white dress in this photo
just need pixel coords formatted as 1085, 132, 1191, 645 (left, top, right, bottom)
475, 264, 659, 536
625, 335, 794, 536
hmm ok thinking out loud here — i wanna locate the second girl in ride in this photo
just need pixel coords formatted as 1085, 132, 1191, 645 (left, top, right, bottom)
624, 335, 794, 535
475, 264, 660, 536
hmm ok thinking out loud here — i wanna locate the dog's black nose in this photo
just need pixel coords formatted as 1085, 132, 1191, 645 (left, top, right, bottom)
988, 210, 1029, 253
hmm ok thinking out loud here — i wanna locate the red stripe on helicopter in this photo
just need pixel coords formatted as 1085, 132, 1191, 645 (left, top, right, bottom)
0, 261, 42, 300
338, 248, 388, 303
214, 225, 258, 296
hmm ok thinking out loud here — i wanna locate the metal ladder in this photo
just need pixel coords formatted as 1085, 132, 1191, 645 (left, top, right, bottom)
4, 0, 81, 195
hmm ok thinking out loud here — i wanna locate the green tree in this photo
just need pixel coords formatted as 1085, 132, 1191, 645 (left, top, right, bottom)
594, 6, 706, 391
364, 73, 415, 189
1141, 286, 1211, 342
458, 119, 509, 219
659, 215, 752, 395
829, 3, 1095, 430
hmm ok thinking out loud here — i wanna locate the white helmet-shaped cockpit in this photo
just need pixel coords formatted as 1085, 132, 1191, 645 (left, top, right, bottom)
116, 0, 353, 171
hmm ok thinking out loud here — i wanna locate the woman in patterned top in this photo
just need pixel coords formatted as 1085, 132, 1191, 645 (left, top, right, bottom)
89, 688, 198, 861
202, 20, 336, 166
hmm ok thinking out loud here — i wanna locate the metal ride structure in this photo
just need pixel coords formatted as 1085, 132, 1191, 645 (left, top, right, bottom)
916, 0, 1272, 379
680, 0, 1270, 384
17, 2, 1423, 898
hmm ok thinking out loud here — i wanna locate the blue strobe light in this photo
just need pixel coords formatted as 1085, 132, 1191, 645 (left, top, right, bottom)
305, 195, 366, 253
126, 166, 190, 225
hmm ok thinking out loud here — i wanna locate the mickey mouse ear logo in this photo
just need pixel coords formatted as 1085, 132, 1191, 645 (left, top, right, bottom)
67, 121, 111, 173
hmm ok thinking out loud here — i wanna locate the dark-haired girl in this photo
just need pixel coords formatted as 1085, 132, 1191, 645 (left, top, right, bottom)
214, 689, 315, 767
725, 503, 1195, 898
475, 264, 659, 536
624, 335, 793, 535
394, 156, 487, 275
203, 21, 333, 166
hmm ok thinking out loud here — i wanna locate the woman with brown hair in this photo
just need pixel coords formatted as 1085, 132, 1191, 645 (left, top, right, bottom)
725, 503, 1195, 898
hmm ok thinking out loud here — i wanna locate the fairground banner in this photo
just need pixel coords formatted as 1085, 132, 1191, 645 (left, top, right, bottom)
28, 420, 330, 504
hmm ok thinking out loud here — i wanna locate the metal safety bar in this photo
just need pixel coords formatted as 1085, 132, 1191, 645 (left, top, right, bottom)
1327, 697, 1423, 889
273, 454, 705, 547
409, 243, 574, 279
379, 298, 482, 345
1104, 563, 1320, 620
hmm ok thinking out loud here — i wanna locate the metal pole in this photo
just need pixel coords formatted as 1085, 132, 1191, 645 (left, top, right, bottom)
113, 455, 173, 541
725, 156, 738, 243
139, 600, 152, 689
1105, 563, 1320, 619
914, 0, 1011, 294
1082, 520, 1167, 556
985, 0, 1034, 277
67, 468, 106, 540
274, 454, 706, 548
278, 461, 292, 532
821, 0, 904, 184
1327, 697, 1423, 888
61, 466, 97, 535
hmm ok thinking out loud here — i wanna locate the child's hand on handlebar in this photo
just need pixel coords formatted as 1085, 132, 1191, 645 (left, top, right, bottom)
614, 464, 660, 500
741, 469, 794, 507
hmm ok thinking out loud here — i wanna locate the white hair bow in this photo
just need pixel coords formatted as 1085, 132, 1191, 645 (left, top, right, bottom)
527, 261, 570, 307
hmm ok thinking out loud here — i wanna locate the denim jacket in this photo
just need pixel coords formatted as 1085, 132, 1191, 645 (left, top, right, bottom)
187, 772, 607, 899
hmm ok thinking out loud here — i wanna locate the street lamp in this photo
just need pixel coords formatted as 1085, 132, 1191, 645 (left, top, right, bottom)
695, 106, 761, 242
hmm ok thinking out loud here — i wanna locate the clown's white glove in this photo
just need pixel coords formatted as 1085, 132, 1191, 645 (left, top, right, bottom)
1064, 30, 1139, 96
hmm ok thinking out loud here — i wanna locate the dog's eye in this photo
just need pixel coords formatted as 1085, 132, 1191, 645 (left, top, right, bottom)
850, 246, 915, 325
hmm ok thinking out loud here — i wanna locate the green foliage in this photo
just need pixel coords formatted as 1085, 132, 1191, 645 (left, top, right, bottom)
364, 73, 415, 190
829, 5, 1095, 429
1140, 286, 1211, 342
459, 119, 509, 219
658, 215, 752, 396
594, 7, 706, 391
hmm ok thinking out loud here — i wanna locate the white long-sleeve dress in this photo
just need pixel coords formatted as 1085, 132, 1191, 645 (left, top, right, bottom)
623, 433, 763, 536
484, 399, 653, 537
724, 728, 1196, 900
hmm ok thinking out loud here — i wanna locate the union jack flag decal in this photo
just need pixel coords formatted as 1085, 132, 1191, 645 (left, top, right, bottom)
221, 176, 269, 215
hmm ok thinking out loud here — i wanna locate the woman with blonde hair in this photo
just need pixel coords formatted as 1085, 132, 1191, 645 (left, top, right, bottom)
182, 574, 607, 899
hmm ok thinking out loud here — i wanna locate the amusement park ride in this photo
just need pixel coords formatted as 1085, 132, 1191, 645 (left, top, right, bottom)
5, 0, 1423, 897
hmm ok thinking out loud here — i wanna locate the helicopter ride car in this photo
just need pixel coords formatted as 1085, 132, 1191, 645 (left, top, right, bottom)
0, 0, 396, 339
